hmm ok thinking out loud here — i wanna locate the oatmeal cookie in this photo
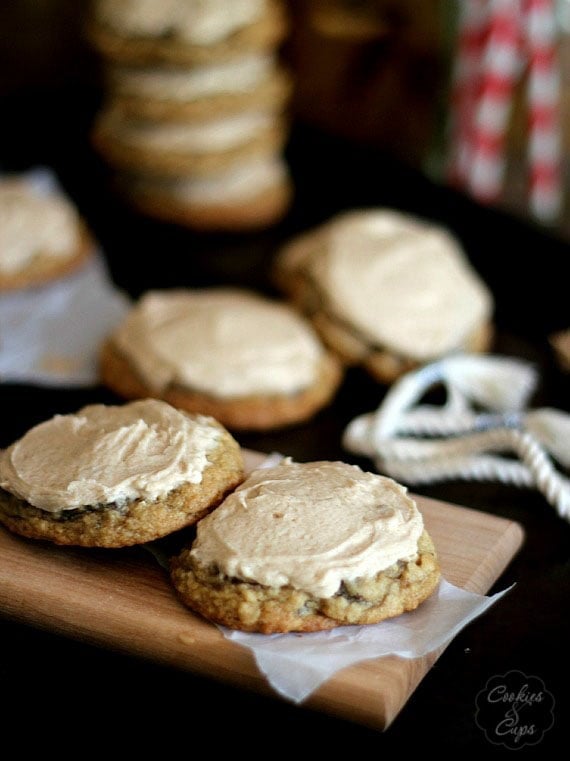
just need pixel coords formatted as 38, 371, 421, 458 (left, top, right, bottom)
0, 399, 244, 547
0, 177, 93, 292
99, 288, 344, 431
170, 460, 440, 632
273, 208, 494, 384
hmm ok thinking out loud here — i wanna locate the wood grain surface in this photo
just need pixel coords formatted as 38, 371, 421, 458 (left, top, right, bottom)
0, 450, 524, 730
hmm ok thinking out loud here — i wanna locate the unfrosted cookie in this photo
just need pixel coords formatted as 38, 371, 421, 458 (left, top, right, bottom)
0, 176, 93, 291
119, 154, 293, 231
273, 209, 494, 383
92, 104, 288, 177
0, 399, 244, 547
99, 288, 343, 431
170, 459, 441, 633
88, 0, 289, 65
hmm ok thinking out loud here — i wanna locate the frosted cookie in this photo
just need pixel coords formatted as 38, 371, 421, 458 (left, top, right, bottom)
120, 154, 292, 231
105, 53, 292, 121
0, 177, 93, 291
99, 288, 343, 431
170, 459, 441, 633
0, 399, 244, 548
88, 0, 289, 65
92, 105, 288, 176
273, 209, 494, 383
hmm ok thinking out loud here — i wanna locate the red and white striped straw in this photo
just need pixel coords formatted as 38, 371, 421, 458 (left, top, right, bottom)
447, 0, 490, 186
446, 0, 563, 221
525, 0, 563, 219
468, 0, 522, 203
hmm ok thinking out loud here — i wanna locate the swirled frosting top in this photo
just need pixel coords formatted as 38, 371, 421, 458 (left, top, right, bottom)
111, 288, 324, 398
0, 179, 81, 274
0, 399, 222, 511
278, 209, 493, 361
190, 459, 424, 598
95, 0, 267, 45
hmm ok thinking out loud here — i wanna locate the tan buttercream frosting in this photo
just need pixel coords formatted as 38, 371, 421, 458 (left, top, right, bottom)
106, 109, 275, 153
0, 179, 81, 274
0, 399, 222, 512
190, 460, 424, 598
111, 288, 324, 398
282, 209, 493, 361
95, 0, 267, 44
111, 53, 275, 101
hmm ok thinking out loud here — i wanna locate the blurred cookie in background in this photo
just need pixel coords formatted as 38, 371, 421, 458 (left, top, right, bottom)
273, 208, 494, 383
89, 0, 294, 231
92, 104, 288, 176
0, 173, 94, 292
118, 153, 292, 231
103, 51, 292, 121
87, 0, 289, 65
100, 287, 344, 431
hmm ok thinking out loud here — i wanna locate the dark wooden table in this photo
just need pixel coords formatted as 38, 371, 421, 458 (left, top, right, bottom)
1, 72, 568, 754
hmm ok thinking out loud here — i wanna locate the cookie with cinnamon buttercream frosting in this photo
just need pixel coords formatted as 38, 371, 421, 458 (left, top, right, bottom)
118, 154, 292, 231
104, 53, 292, 122
0, 176, 93, 292
92, 103, 288, 177
99, 288, 343, 431
273, 208, 494, 384
0, 399, 244, 547
87, 0, 289, 66
88, 1, 292, 230
170, 459, 441, 633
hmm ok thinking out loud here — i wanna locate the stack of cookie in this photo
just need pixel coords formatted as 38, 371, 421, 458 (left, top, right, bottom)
88, 0, 293, 231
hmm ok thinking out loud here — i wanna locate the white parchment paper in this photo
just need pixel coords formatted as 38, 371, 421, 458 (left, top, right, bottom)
222, 579, 512, 703
0, 168, 131, 386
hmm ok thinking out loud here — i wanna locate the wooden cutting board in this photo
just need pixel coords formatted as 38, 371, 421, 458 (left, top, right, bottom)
0, 450, 524, 731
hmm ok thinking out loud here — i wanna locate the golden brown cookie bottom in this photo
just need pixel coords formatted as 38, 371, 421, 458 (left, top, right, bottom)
99, 341, 344, 431
0, 225, 94, 292
0, 420, 244, 547
170, 530, 441, 633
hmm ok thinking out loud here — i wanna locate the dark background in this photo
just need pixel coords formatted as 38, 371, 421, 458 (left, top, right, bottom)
1, 2, 569, 754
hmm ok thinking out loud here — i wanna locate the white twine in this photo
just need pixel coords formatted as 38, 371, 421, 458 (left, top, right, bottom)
343, 354, 570, 521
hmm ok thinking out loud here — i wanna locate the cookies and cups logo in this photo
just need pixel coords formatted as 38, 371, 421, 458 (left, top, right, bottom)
475, 670, 555, 749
